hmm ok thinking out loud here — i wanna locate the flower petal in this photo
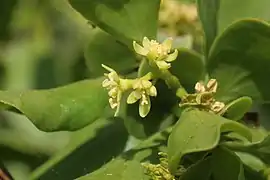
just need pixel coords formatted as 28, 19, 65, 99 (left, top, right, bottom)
195, 81, 205, 93
101, 64, 115, 72
127, 90, 141, 104
161, 37, 173, 51
148, 86, 157, 97
165, 49, 178, 62
133, 41, 148, 56
206, 79, 218, 93
141, 80, 152, 89
156, 61, 171, 70
139, 96, 151, 118
142, 37, 151, 48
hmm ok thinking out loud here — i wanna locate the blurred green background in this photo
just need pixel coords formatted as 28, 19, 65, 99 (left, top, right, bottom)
0, 0, 200, 179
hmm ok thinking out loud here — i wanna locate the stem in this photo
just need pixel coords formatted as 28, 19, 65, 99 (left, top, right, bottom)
147, 60, 188, 98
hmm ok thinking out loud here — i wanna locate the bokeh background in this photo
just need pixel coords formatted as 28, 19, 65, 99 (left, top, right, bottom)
0, 0, 204, 179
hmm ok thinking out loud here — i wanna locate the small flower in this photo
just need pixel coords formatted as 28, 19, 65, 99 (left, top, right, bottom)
127, 78, 157, 118
133, 37, 178, 70
102, 64, 122, 109
211, 101, 225, 113
195, 79, 217, 93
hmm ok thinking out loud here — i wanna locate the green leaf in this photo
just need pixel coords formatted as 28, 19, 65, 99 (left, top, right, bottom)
235, 152, 266, 173
168, 109, 252, 173
180, 157, 212, 180
68, 0, 160, 46
0, 78, 109, 131
212, 147, 245, 180
218, 0, 270, 34
85, 29, 138, 77
224, 96, 253, 121
208, 20, 270, 103
197, 0, 220, 56
30, 118, 129, 180
75, 128, 171, 180
170, 48, 205, 92
224, 135, 270, 165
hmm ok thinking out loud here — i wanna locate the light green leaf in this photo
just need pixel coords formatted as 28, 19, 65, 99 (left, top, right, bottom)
208, 20, 270, 103
168, 109, 252, 173
224, 96, 253, 121
85, 29, 138, 77
212, 147, 245, 180
0, 78, 109, 131
68, 0, 160, 46
224, 135, 270, 165
197, 0, 220, 56
30, 118, 129, 180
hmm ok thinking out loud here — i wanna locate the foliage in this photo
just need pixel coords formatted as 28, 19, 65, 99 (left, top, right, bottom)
1, 0, 270, 180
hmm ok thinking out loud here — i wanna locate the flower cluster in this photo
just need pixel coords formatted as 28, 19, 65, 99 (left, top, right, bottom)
180, 79, 225, 114
127, 78, 157, 117
102, 64, 122, 109
102, 64, 157, 117
133, 37, 178, 70
142, 152, 185, 180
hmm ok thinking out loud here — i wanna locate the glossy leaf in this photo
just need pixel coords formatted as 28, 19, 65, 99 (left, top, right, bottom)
218, 0, 270, 34
197, 0, 220, 56
167, 109, 252, 173
235, 152, 266, 173
224, 96, 253, 121
68, 0, 160, 46
0, 78, 109, 131
85, 29, 138, 77
208, 20, 270, 103
212, 147, 245, 180
30, 118, 129, 180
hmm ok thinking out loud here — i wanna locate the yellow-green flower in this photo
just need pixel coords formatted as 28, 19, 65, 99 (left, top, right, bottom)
195, 79, 218, 93
133, 37, 178, 70
127, 78, 157, 117
102, 64, 122, 109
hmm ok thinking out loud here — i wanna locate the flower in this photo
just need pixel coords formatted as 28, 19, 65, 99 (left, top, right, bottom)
127, 78, 157, 117
102, 64, 122, 109
133, 37, 178, 70
195, 79, 217, 93
180, 79, 225, 114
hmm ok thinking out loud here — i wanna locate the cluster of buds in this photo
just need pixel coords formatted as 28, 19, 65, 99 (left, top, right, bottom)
142, 152, 185, 180
133, 37, 178, 70
102, 64, 157, 117
180, 79, 225, 114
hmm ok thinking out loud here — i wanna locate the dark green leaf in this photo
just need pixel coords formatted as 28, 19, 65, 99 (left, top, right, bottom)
197, 0, 220, 56
0, 78, 109, 131
208, 20, 270, 103
168, 109, 252, 173
0, 0, 17, 41
85, 29, 138, 77
170, 48, 205, 92
68, 0, 160, 46
180, 157, 212, 180
30, 118, 128, 180
212, 147, 245, 180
